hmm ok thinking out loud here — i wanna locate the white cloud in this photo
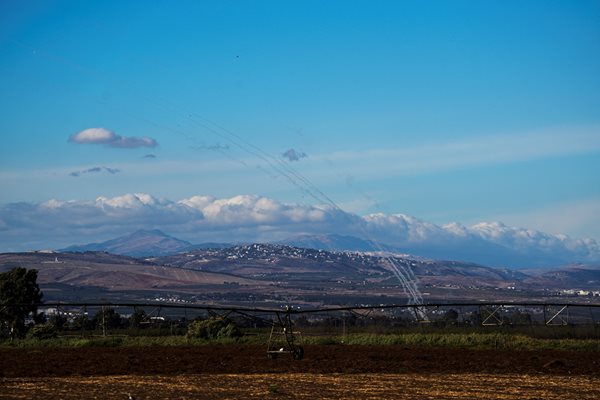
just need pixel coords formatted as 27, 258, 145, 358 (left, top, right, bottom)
0, 193, 598, 267
181, 195, 330, 226
69, 128, 157, 149
69, 128, 116, 144
0, 194, 201, 236
179, 195, 216, 210
96, 193, 161, 208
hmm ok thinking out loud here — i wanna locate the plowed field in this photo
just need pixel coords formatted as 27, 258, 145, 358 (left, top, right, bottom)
1, 345, 598, 399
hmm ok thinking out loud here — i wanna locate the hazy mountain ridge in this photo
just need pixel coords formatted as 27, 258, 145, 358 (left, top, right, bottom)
61, 229, 196, 257
59, 229, 600, 273
278, 232, 599, 272
2, 245, 525, 295
61, 231, 526, 285
154, 243, 530, 287
2, 242, 599, 305
278, 233, 396, 253
523, 264, 600, 289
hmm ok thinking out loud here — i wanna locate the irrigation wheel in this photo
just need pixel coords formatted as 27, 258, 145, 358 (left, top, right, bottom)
292, 346, 304, 360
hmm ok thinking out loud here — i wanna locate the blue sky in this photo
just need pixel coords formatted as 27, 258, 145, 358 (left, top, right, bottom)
1, 0, 599, 251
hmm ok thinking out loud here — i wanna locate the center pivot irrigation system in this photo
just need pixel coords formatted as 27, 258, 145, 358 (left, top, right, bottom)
18, 301, 600, 360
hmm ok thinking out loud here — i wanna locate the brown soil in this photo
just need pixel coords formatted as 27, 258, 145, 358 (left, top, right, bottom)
2, 373, 600, 400
0, 345, 598, 377
1, 346, 599, 399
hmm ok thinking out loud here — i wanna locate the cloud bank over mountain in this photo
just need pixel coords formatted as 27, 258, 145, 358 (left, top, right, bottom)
0, 193, 598, 267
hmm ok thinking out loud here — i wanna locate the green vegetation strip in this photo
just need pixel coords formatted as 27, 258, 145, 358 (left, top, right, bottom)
334, 333, 600, 351
2, 332, 600, 351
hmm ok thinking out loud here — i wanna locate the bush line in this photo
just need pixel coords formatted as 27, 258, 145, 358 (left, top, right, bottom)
2, 332, 600, 351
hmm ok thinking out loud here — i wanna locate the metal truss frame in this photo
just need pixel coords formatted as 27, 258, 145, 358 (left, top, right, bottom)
544, 305, 569, 326
4, 301, 599, 328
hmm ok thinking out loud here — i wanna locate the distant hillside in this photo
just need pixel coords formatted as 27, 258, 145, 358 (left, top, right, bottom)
2, 244, 598, 305
54, 227, 600, 269
155, 243, 527, 289
61, 229, 194, 257
63, 230, 397, 258
524, 264, 600, 290
278, 233, 396, 253
0, 251, 264, 302
281, 231, 598, 269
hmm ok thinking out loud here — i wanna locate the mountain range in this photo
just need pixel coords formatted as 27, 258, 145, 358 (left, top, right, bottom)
52, 226, 600, 298
4, 240, 599, 305
61, 230, 230, 257
60, 229, 597, 270
62, 230, 397, 258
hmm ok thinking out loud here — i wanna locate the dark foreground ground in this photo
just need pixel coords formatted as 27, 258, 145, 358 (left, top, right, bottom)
1, 345, 599, 399
1, 345, 598, 376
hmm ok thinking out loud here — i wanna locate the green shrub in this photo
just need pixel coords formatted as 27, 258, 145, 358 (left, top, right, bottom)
27, 323, 57, 340
186, 317, 242, 340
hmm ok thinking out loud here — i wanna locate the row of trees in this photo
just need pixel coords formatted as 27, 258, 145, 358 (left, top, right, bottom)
0, 268, 158, 338
1, 268, 243, 339
0, 267, 181, 338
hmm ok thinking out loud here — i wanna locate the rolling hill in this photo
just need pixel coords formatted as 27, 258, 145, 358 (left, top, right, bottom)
4, 240, 598, 305
60, 229, 194, 257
